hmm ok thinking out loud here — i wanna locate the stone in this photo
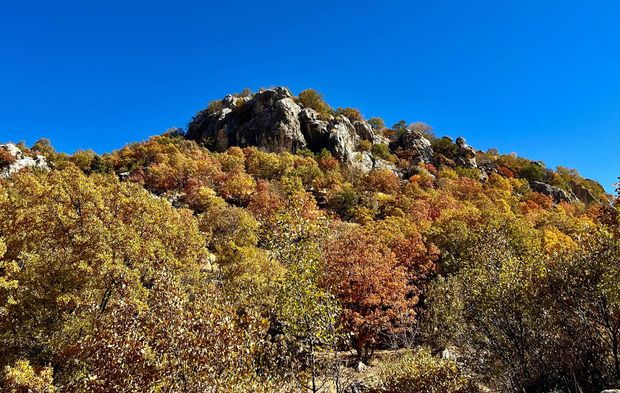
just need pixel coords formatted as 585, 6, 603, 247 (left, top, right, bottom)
185, 87, 406, 177
186, 87, 307, 153
530, 181, 575, 204
0, 143, 49, 178
455, 136, 477, 168
570, 181, 599, 205
394, 129, 434, 176
299, 107, 331, 151
327, 116, 360, 163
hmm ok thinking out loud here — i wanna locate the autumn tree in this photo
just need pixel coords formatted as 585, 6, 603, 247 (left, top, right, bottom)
298, 89, 333, 118
322, 226, 415, 362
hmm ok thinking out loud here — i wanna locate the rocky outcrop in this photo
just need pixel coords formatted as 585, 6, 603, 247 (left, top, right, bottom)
186, 87, 306, 153
399, 130, 434, 164
0, 143, 49, 178
530, 181, 575, 204
186, 87, 394, 173
455, 137, 477, 168
570, 181, 599, 205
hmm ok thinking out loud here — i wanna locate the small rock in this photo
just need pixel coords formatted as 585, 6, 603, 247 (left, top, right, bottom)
354, 361, 367, 373
455, 136, 477, 168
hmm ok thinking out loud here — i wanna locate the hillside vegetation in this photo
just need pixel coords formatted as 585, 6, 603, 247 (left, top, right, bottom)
0, 88, 618, 392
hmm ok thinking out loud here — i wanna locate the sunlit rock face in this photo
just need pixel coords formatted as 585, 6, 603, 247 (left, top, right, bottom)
0, 143, 49, 178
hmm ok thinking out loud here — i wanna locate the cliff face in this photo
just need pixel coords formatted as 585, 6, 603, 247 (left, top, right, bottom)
186, 87, 414, 173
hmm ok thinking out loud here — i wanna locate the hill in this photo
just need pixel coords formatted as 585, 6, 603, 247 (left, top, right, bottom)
0, 87, 619, 392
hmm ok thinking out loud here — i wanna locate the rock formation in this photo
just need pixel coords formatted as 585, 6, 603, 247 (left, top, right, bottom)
570, 181, 599, 205
454, 137, 477, 168
0, 143, 49, 178
186, 87, 394, 173
530, 181, 575, 204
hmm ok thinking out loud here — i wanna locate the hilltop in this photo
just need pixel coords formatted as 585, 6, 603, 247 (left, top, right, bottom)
0, 88, 619, 393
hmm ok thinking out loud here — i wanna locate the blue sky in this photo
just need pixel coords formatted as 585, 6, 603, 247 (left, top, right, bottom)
1, 0, 618, 192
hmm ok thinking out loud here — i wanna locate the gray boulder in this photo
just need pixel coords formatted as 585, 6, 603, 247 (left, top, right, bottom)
186, 87, 307, 153
394, 129, 434, 176
0, 143, 49, 178
530, 181, 575, 204
455, 136, 477, 168
299, 107, 331, 151
570, 181, 599, 205
327, 116, 360, 163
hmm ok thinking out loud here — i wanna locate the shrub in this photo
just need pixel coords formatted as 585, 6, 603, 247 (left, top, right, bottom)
371, 143, 396, 163
357, 140, 372, 152
431, 137, 458, 160
2, 360, 55, 393
364, 169, 400, 194
373, 348, 478, 393
335, 107, 364, 122
298, 89, 333, 118
391, 120, 408, 137
518, 162, 545, 182
368, 117, 386, 131
0, 148, 17, 167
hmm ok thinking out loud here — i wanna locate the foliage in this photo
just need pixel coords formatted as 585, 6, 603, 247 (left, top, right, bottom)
322, 226, 430, 362
371, 143, 397, 163
372, 348, 479, 393
431, 137, 458, 160
368, 117, 386, 131
298, 89, 333, 118
0, 148, 17, 167
335, 107, 364, 122
0, 113, 614, 391
2, 359, 55, 393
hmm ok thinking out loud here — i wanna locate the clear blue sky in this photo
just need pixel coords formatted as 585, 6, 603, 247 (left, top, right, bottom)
1, 0, 618, 192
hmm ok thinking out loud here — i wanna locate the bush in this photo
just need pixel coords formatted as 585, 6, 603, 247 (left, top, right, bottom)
431, 137, 458, 160
298, 89, 333, 118
0, 148, 17, 167
357, 140, 372, 152
335, 107, 364, 122
518, 162, 545, 182
368, 117, 386, 131
371, 144, 396, 163
373, 348, 478, 393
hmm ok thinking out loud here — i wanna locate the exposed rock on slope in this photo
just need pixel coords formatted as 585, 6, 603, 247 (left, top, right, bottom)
395, 129, 434, 176
530, 181, 575, 204
186, 87, 306, 153
0, 143, 49, 178
570, 181, 599, 205
454, 137, 477, 168
186, 87, 393, 172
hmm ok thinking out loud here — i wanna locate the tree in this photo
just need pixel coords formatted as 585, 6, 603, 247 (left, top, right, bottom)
408, 121, 435, 140
298, 89, 333, 118
391, 120, 408, 137
322, 226, 414, 362
368, 117, 386, 131
335, 107, 364, 122
263, 208, 342, 392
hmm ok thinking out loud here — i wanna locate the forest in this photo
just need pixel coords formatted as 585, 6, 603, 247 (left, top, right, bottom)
0, 88, 619, 393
